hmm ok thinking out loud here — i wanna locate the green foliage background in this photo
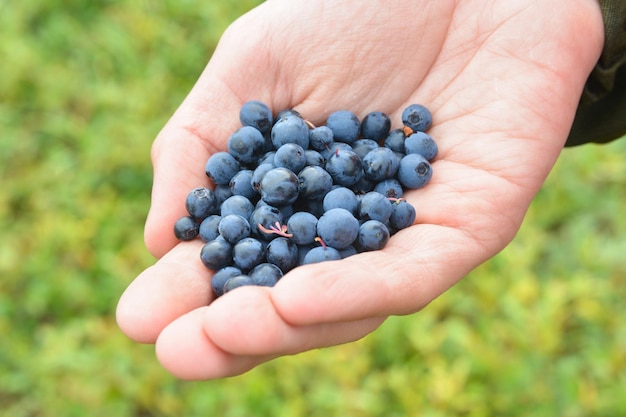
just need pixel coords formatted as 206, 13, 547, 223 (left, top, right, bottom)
1, 1, 625, 416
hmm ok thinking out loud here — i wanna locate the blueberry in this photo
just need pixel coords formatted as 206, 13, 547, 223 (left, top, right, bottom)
271, 115, 310, 149
316, 208, 360, 249
360, 111, 391, 141
251, 163, 274, 192
358, 191, 393, 223
362, 146, 400, 181
404, 131, 438, 161
259, 167, 300, 207
229, 169, 258, 202
227, 126, 266, 165
239, 100, 273, 134
325, 148, 364, 187
287, 211, 318, 245
205, 152, 240, 185
389, 199, 416, 230
398, 153, 433, 189
212, 266, 242, 297
322, 186, 359, 214
249, 263, 283, 287
351, 138, 380, 160
214, 184, 233, 207
304, 149, 326, 167
309, 125, 334, 151
357, 220, 390, 251
327, 110, 360, 144
185, 187, 218, 220
273, 108, 302, 125
223, 275, 255, 293
218, 214, 251, 244
266, 237, 298, 273
250, 204, 284, 239
174, 215, 200, 241
199, 214, 222, 242
274, 143, 306, 173
373, 178, 404, 199
384, 128, 407, 153
298, 165, 333, 200
232, 237, 266, 271
401, 104, 432, 133
200, 238, 233, 271
220, 195, 255, 219
302, 245, 341, 264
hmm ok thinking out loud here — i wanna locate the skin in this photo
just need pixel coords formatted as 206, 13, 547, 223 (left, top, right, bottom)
116, 0, 604, 379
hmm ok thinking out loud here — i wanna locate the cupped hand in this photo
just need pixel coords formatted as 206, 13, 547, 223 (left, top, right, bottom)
116, 0, 604, 379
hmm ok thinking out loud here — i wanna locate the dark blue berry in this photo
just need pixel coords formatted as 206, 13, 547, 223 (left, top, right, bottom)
357, 220, 390, 251
249, 263, 283, 287
212, 266, 242, 297
227, 126, 266, 165
271, 115, 310, 149
199, 214, 222, 242
384, 128, 407, 153
174, 216, 200, 241
205, 152, 240, 186
362, 146, 400, 181
185, 187, 218, 220
402, 104, 432, 132
232, 237, 266, 271
274, 143, 306, 173
322, 186, 359, 214
358, 191, 393, 223
398, 153, 433, 189
374, 178, 404, 199
325, 148, 364, 187
220, 195, 255, 219
309, 126, 334, 151
298, 165, 333, 200
302, 245, 342, 264
304, 149, 326, 167
229, 169, 258, 201
327, 110, 360, 144
266, 237, 298, 273
351, 138, 380, 160
360, 111, 391, 141
259, 167, 300, 207
404, 131, 438, 161
223, 275, 255, 293
389, 199, 416, 230
200, 238, 233, 271
287, 211, 318, 245
316, 208, 359, 249
240, 100, 273, 134
218, 214, 251, 244
249, 204, 284, 239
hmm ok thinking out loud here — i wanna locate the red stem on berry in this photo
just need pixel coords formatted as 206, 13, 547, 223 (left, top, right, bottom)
257, 221, 293, 238
314, 236, 327, 248
388, 197, 406, 204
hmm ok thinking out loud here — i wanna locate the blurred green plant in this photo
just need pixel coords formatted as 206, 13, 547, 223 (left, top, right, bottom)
1, 1, 624, 417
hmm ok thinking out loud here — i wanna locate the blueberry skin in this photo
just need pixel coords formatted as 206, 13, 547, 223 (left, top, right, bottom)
249, 263, 283, 287
250, 204, 284, 239
239, 100, 273, 134
220, 195, 255, 219
200, 239, 233, 271
302, 246, 342, 264
287, 211, 318, 245
384, 128, 407, 153
251, 163, 274, 192
374, 178, 404, 199
227, 126, 266, 165
229, 169, 258, 202
259, 167, 300, 207
362, 146, 400, 181
309, 126, 334, 151
232, 237, 266, 272
185, 187, 218, 220
218, 214, 251, 244
389, 199, 417, 231
398, 153, 433, 189
304, 149, 326, 168
274, 143, 306, 173
316, 208, 360, 250
199, 214, 222, 242
271, 115, 310, 150
266, 237, 298, 273
404, 131, 438, 161
351, 138, 379, 160
205, 152, 240, 186
174, 215, 200, 241
357, 220, 390, 251
358, 191, 393, 223
327, 110, 360, 144
360, 111, 391, 141
214, 184, 233, 207
298, 165, 333, 200
325, 149, 364, 187
212, 266, 242, 297
223, 275, 255, 293
401, 104, 433, 133
322, 186, 359, 214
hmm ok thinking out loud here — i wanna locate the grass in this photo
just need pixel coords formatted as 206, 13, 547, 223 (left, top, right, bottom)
1, 1, 625, 416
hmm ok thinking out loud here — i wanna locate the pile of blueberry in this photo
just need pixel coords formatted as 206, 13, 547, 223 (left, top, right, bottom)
173, 101, 437, 296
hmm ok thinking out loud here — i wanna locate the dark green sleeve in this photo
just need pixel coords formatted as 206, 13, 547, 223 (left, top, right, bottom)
566, 0, 626, 146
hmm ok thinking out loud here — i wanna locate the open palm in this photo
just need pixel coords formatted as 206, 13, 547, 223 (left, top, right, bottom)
116, 0, 604, 379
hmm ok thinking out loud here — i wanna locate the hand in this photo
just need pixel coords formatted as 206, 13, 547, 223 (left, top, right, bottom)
116, 0, 604, 379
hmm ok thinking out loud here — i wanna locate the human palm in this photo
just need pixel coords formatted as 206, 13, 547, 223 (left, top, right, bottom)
117, 0, 604, 379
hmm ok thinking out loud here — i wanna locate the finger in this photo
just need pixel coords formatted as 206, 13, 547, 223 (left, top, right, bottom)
116, 240, 213, 343
155, 301, 385, 379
